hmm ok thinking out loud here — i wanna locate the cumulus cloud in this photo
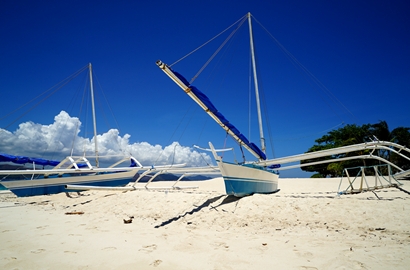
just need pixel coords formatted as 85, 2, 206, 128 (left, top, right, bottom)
0, 111, 213, 167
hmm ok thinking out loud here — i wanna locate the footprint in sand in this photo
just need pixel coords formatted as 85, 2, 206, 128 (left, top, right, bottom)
64, 251, 77, 254
351, 260, 367, 269
102, 247, 117, 251
150, 259, 162, 267
139, 244, 157, 253
294, 250, 314, 259
31, 249, 45, 254
211, 241, 229, 249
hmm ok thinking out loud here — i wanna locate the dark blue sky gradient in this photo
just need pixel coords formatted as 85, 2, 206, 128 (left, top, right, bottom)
1, 0, 409, 177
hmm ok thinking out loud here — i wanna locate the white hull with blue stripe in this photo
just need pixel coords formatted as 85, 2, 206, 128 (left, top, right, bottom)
0, 167, 139, 197
216, 160, 279, 197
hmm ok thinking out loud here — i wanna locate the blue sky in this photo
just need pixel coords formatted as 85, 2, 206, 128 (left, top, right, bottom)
0, 0, 409, 177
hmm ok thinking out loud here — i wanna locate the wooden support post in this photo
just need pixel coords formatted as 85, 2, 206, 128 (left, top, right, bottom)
359, 167, 364, 192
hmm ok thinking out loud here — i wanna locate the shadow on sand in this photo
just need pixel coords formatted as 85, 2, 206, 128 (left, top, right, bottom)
154, 194, 241, 228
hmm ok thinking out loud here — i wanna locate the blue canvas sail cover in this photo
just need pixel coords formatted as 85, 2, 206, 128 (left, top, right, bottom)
170, 68, 266, 160
190, 86, 218, 114
174, 71, 191, 86
0, 153, 60, 167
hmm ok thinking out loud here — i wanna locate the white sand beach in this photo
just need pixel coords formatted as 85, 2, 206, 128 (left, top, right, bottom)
1, 177, 409, 269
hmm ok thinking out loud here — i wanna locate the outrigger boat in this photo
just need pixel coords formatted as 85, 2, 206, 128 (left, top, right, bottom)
157, 13, 279, 196
157, 13, 410, 197
0, 152, 186, 197
0, 64, 185, 197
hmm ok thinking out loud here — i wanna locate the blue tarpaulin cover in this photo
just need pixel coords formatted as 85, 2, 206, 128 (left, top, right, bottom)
0, 153, 60, 167
170, 67, 266, 160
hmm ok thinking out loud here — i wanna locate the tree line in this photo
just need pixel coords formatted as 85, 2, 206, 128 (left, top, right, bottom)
301, 121, 410, 177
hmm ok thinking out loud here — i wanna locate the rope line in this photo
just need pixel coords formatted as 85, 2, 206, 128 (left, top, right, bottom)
1, 65, 89, 129
170, 14, 248, 68
252, 16, 358, 124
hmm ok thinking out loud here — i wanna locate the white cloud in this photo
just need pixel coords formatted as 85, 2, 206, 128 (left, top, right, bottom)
0, 111, 213, 167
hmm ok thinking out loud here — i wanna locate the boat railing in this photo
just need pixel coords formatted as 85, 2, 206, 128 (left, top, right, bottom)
66, 165, 220, 192
42, 155, 142, 177
337, 164, 402, 195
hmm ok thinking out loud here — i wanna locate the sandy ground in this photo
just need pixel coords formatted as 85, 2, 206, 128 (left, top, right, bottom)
1, 177, 409, 270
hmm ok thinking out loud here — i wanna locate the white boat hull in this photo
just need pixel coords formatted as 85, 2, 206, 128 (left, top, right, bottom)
216, 160, 279, 197
0, 169, 139, 197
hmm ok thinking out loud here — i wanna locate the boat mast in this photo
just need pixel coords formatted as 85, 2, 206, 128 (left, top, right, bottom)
89, 63, 99, 167
247, 12, 266, 157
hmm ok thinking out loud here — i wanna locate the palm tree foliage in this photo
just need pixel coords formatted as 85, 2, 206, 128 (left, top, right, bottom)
301, 121, 410, 177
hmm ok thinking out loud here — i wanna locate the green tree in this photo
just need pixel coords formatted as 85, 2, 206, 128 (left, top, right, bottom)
301, 121, 410, 177
390, 127, 410, 170
301, 124, 370, 177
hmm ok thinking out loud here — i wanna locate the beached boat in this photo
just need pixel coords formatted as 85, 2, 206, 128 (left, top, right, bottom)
0, 64, 184, 197
0, 152, 187, 197
156, 13, 410, 197
157, 13, 279, 197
